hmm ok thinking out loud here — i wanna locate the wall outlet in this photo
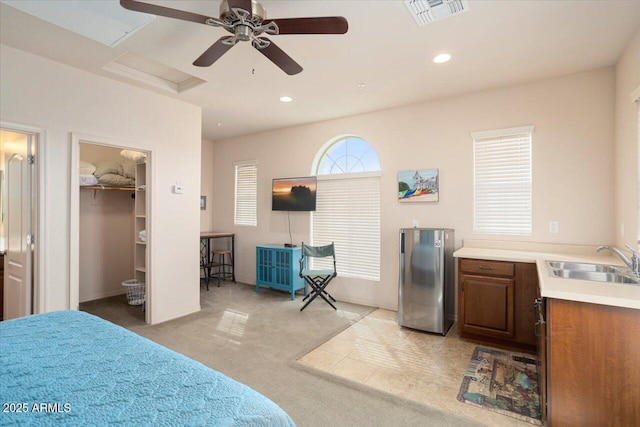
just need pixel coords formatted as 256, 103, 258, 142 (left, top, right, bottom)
549, 221, 559, 234
412, 220, 419, 228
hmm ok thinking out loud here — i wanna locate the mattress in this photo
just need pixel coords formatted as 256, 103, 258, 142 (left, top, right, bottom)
0, 311, 296, 426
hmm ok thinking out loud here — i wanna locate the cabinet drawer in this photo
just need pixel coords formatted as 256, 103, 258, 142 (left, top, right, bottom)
460, 258, 515, 277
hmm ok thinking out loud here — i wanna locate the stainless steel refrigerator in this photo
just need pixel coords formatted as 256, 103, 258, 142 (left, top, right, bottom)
398, 228, 455, 335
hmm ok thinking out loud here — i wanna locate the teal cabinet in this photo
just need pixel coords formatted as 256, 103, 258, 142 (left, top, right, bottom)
256, 245, 306, 300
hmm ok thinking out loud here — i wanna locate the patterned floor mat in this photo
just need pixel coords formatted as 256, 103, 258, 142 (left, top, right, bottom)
457, 346, 542, 425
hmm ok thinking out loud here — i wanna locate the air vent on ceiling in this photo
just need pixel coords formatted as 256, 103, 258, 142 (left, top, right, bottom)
404, 0, 469, 27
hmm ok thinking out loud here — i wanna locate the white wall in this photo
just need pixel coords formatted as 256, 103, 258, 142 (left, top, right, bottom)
615, 28, 640, 247
0, 46, 202, 324
207, 67, 616, 310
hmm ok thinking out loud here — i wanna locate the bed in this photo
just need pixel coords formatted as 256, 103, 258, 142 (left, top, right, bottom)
0, 311, 296, 426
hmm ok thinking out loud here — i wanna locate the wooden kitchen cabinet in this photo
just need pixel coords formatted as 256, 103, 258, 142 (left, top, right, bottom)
458, 258, 537, 350
543, 298, 640, 426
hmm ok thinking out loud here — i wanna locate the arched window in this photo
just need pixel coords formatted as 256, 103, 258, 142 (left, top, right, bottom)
317, 136, 381, 174
312, 136, 381, 281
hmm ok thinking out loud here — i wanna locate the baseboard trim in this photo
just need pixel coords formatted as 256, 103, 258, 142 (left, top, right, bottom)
79, 289, 126, 304
151, 304, 201, 325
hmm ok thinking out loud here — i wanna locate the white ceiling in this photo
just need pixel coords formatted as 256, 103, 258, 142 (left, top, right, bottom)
1, 1, 639, 141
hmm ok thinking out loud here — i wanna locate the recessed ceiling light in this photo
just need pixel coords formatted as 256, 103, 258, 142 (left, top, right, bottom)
357, 83, 366, 89
217, 123, 222, 127
280, 96, 293, 103
433, 53, 452, 64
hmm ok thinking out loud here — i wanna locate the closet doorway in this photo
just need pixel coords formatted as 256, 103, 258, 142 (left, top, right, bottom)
70, 135, 151, 325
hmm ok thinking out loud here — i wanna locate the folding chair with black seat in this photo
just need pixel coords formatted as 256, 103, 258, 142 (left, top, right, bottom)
299, 242, 337, 311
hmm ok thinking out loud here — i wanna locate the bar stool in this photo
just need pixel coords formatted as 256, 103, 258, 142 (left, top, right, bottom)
200, 255, 212, 291
211, 249, 234, 286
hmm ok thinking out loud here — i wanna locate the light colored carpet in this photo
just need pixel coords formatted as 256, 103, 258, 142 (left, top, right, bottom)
81, 282, 482, 427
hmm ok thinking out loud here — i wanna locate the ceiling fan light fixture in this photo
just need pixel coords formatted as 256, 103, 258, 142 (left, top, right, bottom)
279, 96, 293, 103
433, 53, 451, 64
357, 83, 366, 89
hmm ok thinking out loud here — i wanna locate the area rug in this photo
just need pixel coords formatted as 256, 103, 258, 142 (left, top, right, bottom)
457, 346, 542, 425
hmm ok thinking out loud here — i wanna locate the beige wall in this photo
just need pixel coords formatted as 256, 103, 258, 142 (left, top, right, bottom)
207, 67, 616, 309
78, 144, 134, 303
0, 45, 202, 324
79, 189, 134, 302
615, 29, 640, 247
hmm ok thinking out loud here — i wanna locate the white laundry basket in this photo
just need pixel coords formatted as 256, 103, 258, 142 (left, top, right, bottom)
122, 279, 145, 306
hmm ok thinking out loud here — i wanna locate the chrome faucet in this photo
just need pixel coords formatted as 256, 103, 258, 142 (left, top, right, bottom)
596, 244, 640, 276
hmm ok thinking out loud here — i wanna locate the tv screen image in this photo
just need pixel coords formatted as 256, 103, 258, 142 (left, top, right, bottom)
272, 176, 317, 211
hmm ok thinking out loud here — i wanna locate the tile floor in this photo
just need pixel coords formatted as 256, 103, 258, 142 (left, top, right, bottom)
298, 309, 536, 427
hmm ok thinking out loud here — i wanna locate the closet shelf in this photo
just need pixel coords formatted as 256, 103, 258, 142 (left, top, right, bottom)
135, 267, 146, 273
136, 241, 146, 245
135, 215, 146, 218
80, 185, 134, 191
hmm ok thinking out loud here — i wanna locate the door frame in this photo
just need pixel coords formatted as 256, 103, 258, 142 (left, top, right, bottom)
0, 120, 46, 315
70, 133, 153, 324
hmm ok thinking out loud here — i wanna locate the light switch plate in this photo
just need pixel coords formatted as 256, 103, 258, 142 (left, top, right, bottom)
173, 184, 185, 194
549, 221, 559, 234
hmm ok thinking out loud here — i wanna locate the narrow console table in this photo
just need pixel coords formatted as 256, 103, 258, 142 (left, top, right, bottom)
256, 245, 306, 300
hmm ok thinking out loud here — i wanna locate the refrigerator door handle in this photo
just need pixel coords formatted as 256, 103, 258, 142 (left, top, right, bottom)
400, 232, 405, 254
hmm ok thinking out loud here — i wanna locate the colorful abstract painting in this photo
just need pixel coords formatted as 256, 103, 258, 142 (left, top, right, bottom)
398, 168, 439, 202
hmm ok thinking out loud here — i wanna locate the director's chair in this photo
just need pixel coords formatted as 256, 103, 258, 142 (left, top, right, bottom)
299, 242, 337, 311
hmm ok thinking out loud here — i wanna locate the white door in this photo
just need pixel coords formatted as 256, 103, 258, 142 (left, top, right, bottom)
4, 136, 32, 319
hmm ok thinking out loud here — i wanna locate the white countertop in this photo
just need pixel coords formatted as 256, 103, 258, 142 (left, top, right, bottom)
454, 240, 640, 310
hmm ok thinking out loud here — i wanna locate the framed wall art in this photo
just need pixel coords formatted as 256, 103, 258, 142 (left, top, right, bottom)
398, 168, 439, 202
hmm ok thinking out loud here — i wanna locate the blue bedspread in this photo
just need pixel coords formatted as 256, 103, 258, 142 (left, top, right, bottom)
0, 311, 296, 426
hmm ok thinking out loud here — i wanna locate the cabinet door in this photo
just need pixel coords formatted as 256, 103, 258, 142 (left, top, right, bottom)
515, 262, 538, 346
256, 247, 273, 285
460, 274, 515, 338
273, 249, 293, 287
535, 297, 547, 421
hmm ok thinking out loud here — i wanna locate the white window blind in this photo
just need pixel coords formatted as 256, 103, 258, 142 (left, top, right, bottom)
234, 161, 257, 227
312, 174, 381, 280
473, 127, 532, 235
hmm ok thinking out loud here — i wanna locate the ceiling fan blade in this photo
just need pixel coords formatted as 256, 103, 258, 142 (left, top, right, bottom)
120, 0, 221, 25
193, 37, 236, 67
263, 17, 348, 35
254, 38, 303, 75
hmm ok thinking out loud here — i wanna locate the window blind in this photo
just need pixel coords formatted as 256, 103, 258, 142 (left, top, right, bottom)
312, 174, 381, 280
473, 131, 532, 235
234, 161, 257, 227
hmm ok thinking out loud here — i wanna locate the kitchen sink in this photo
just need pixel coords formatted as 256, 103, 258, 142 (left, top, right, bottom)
546, 261, 620, 273
546, 261, 640, 285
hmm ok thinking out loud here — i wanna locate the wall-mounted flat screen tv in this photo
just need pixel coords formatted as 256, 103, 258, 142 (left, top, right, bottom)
272, 176, 317, 211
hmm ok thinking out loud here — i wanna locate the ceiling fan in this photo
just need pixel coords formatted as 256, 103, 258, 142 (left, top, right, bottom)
120, 0, 349, 75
